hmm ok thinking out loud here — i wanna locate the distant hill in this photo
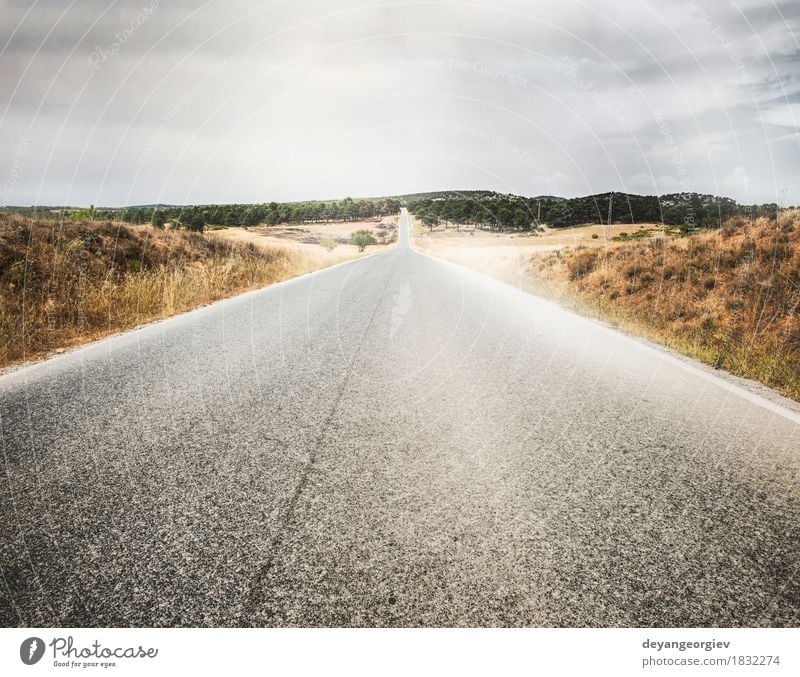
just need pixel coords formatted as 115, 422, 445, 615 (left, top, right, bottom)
390, 190, 503, 202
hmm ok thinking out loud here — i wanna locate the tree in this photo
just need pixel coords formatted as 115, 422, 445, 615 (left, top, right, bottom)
242, 205, 264, 227
512, 207, 531, 231
320, 239, 337, 252
181, 209, 205, 232
349, 229, 376, 252
420, 212, 439, 231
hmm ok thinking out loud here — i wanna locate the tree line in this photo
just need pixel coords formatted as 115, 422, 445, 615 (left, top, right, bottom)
3, 197, 401, 232
141, 197, 400, 231
3, 191, 779, 233
406, 191, 779, 232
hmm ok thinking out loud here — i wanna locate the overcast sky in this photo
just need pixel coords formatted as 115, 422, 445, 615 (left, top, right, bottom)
1, 0, 799, 206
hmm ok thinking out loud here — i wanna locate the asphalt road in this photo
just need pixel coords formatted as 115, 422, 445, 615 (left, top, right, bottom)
1, 209, 798, 627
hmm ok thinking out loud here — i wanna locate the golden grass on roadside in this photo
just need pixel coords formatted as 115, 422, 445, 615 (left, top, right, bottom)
527, 212, 800, 400
0, 216, 313, 367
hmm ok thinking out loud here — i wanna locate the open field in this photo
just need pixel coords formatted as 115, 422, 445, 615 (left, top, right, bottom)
210, 216, 396, 267
413, 213, 800, 401
0, 215, 393, 369
260, 215, 398, 244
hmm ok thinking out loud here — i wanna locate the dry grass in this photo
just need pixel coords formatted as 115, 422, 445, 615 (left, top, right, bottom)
0, 215, 340, 368
420, 212, 800, 401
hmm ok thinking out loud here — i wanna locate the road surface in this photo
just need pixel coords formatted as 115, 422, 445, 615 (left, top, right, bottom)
1, 209, 798, 627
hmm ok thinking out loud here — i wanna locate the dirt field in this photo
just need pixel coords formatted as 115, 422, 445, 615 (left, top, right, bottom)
211, 216, 396, 272
413, 218, 662, 253
411, 217, 663, 283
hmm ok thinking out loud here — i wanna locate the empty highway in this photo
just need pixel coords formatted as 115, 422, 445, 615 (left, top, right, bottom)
1, 209, 798, 627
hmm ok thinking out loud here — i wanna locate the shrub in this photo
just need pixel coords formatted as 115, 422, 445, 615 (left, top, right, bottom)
319, 239, 337, 252
349, 229, 377, 252
567, 250, 598, 281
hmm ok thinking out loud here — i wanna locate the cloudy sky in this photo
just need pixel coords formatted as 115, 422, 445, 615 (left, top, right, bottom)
1, 0, 799, 206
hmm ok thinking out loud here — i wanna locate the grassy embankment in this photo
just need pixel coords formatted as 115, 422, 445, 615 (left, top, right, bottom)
414, 212, 800, 401
0, 215, 379, 368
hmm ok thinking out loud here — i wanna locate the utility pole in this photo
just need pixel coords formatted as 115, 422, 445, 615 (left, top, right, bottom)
537, 199, 541, 223
607, 193, 613, 225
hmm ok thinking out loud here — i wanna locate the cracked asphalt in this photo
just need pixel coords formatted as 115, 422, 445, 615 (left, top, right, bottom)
1, 209, 798, 627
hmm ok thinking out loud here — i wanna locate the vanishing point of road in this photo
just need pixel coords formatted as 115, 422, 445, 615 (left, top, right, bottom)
1, 209, 798, 626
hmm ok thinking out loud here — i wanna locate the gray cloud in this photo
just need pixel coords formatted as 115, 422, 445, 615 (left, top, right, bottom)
1, 0, 798, 206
